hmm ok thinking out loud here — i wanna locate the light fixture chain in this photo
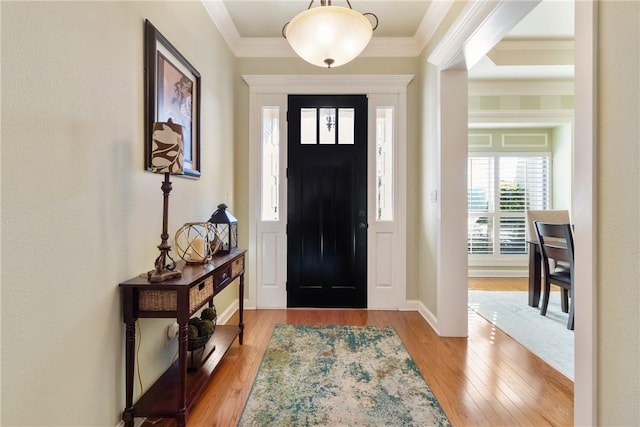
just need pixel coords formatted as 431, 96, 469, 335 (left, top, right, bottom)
363, 12, 379, 31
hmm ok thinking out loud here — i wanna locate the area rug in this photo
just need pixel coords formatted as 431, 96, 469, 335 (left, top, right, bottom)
238, 324, 450, 427
468, 290, 574, 380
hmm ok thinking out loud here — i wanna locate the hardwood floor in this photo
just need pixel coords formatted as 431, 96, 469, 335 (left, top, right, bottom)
468, 276, 530, 291
143, 279, 573, 427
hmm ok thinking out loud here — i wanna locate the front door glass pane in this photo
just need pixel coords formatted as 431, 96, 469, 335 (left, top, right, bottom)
301, 108, 317, 144
338, 108, 355, 145
319, 108, 336, 144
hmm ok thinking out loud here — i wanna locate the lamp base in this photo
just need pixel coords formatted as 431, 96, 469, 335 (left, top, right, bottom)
141, 268, 182, 282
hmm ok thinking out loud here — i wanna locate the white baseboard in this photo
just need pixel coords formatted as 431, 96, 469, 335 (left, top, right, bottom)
468, 269, 528, 278
399, 299, 419, 311
415, 300, 440, 335
217, 299, 239, 325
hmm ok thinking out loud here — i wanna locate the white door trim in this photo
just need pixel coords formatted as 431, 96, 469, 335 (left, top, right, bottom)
573, 1, 597, 424
244, 75, 413, 309
428, 0, 596, 420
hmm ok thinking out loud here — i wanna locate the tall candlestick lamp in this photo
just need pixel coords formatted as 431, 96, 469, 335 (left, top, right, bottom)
146, 118, 184, 282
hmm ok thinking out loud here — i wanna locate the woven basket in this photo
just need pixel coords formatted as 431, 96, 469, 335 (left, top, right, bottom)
138, 277, 213, 313
231, 256, 244, 277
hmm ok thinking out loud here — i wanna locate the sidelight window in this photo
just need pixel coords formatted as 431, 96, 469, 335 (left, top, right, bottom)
376, 107, 394, 221
261, 107, 280, 221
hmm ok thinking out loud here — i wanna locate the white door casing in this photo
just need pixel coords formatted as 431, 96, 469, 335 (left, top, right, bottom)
249, 93, 288, 308
244, 75, 413, 309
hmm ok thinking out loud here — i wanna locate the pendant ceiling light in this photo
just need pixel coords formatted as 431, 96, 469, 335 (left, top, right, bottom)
282, 0, 378, 69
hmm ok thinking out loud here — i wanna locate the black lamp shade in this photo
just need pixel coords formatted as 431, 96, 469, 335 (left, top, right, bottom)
208, 203, 238, 253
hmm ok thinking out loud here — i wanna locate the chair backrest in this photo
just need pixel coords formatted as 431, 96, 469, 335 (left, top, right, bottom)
525, 209, 570, 242
533, 221, 575, 281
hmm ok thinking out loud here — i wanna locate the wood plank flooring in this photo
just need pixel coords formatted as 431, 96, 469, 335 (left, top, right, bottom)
142, 278, 573, 426
468, 276, 530, 291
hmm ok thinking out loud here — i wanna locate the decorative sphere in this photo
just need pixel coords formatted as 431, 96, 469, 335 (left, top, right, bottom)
197, 319, 215, 336
188, 325, 199, 340
201, 306, 217, 321
174, 222, 222, 264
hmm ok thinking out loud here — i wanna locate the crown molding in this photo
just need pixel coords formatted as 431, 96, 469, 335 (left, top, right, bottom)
428, 0, 499, 69
201, 0, 447, 58
202, 0, 569, 68
487, 39, 574, 66
230, 37, 423, 58
468, 109, 574, 128
428, 0, 540, 70
496, 39, 574, 51
202, 0, 241, 53
469, 79, 574, 96
414, 0, 456, 54
242, 75, 415, 94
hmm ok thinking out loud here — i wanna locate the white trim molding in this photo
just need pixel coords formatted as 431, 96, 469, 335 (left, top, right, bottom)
243, 74, 413, 310
242, 75, 414, 94
573, 0, 597, 424
428, 0, 540, 69
416, 300, 439, 333
468, 269, 528, 278
469, 79, 574, 96
468, 110, 574, 128
201, 0, 452, 58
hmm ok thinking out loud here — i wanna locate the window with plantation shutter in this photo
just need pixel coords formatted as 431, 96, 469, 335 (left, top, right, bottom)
468, 157, 495, 254
468, 154, 550, 256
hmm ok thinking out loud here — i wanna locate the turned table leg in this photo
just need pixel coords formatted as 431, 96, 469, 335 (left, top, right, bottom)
123, 288, 136, 427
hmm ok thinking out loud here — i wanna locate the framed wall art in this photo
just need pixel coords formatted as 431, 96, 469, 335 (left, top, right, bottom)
144, 19, 201, 178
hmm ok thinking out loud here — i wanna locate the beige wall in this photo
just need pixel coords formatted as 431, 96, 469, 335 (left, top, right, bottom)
416, 61, 439, 314
552, 124, 572, 212
597, 1, 640, 424
1, 1, 236, 425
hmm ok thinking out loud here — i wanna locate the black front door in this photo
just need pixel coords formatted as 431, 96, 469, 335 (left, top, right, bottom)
287, 95, 368, 308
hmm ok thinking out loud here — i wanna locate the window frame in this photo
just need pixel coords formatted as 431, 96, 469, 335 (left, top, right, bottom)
468, 151, 552, 265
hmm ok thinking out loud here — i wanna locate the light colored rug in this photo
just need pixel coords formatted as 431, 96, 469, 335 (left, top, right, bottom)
238, 324, 451, 427
468, 290, 574, 380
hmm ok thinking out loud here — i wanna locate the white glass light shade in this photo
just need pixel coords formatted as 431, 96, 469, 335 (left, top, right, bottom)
285, 6, 373, 68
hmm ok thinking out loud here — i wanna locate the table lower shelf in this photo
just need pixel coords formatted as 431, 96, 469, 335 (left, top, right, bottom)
132, 325, 240, 419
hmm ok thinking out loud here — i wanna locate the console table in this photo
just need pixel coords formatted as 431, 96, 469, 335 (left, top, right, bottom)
119, 249, 246, 427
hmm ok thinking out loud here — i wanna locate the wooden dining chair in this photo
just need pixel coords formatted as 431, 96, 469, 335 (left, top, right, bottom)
525, 210, 570, 242
533, 221, 575, 330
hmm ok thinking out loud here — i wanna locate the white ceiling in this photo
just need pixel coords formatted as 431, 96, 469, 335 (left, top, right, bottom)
205, 0, 574, 80
222, 0, 432, 37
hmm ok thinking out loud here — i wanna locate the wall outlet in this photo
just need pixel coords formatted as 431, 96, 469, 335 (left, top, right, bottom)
167, 322, 179, 340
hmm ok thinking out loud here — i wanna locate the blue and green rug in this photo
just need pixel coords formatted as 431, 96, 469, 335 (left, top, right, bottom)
238, 324, 450, 426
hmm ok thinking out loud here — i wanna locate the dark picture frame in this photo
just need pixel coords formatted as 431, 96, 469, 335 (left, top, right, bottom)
144, 19, 201, 178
